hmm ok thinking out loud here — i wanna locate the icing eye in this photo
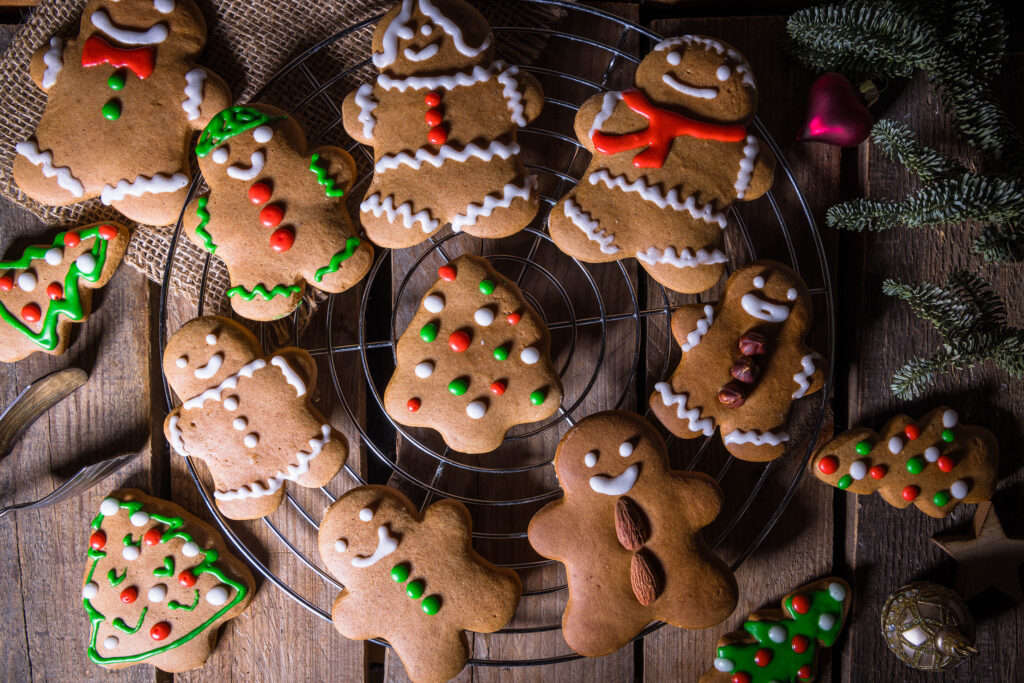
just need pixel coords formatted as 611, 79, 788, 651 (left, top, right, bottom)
211, 147, 229, 164
619, 441, 634, 457
205, 333, 217, 344
423, 294, 444, 313
753, 276, 765, 289
253, 126, 273, 143
787, 288, 798, 301
358, 507, 373, 522
153, 0, 175, 13
334, 538, 348, 553
420, 24, 432, 36
716, 65, 731, 81
667, 51, 681, 66
223, 396, 239, 410
175, 356, 188, 368
584, 451, 597, 468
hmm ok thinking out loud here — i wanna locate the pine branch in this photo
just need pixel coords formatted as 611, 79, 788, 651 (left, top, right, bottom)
973, 222, 1024, 262
947, 0, 1007, 84
890, 349, 952, 399
870, 120, 962, 182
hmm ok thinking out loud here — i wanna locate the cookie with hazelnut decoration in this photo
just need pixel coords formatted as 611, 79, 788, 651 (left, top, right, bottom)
382, 254, 562, 453
811, 407, 997, 518
0, 222, 128, 362
649, 260, 826, 462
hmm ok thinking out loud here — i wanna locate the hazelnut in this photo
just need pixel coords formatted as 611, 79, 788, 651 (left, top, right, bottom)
738, 331, 768, 356
731, 357, 759, 384
718, 381, 747, 407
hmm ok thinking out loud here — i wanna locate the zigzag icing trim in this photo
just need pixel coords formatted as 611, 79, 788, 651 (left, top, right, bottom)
100, 172, 188, 204
653, 382, 715, 435
653, 35, 756, 88
588, 169, 727, 228
354, 83, 377, 139
679, 304, 714, 352
722, 428, 790, 446
361, 194, 439, 233
734, 135, 759, 199
635, 246, 729, 269
451, 176, 537, 232
563, 198, 619, 254
214, 425, 331, 501
792, 353, 817, 399
375, 140, 520, 173
16, 141, 84, 197
496, 63, 528, 127
181, 359, 266, 411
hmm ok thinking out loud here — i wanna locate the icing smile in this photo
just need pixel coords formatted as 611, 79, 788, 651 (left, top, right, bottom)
226, 151, 266, 181
404, 43, 440, 61
589, 464, 639, 496
661, 73, 718, 99
351, 525, 399, 568
740, 293, 790, 323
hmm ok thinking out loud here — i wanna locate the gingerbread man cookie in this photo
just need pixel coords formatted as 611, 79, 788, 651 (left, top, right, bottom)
14, 0, 231, 226
1, 222, 128, 362
343, 0, 544, 248
318, 485, 521, 683
549, 35, 775, 294
528, 411, 737, 657
183, 105, 374, 321
82, 489, 254, 672
812, 407, 998, 518
383, 254, 563, 453
649, 260, 826, 462
162, 316, 348, 519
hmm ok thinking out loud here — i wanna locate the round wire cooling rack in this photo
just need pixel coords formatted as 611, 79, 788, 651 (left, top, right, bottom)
159, 0, 836, 668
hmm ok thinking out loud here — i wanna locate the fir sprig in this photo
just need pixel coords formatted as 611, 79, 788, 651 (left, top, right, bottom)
883, 271, 1024, 398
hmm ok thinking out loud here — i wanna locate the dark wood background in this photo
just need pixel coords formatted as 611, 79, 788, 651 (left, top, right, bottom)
0, 1, 1021, 681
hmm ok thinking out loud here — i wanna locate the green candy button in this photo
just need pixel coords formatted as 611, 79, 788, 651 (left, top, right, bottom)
406, 579, 424, 600
837, 474, 853, 490
448, 379, 468, 396
933, 491, 951, 507
493, 346, 509, 361
906, 457, 924, 474
854, 440, 871, 455
390, 563, 410, 583
479, 279, 495, 295
102, 100, 121, 121
530, 390, 545, 406
107, 71, 126, 90
942, 429, 955, 443
419, 322, 438, 342
421, 595, 441, 615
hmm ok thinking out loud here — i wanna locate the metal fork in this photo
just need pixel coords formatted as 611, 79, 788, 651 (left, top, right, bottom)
0, 450, 139, 520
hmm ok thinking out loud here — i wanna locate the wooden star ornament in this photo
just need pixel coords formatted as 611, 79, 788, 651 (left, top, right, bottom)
932, 501, 1024, 602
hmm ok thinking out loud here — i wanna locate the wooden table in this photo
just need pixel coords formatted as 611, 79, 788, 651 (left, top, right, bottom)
1, 2, 1022, 681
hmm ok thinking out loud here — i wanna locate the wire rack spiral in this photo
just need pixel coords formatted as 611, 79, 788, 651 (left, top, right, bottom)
159, 0, 835, 668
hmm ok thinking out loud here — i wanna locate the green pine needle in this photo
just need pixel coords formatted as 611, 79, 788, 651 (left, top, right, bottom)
973, 223, 1024, 262
870, 120, 962, 182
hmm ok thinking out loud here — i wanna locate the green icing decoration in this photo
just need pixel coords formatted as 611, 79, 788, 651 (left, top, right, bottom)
308, 153, 346, 197
112, 607, 148, 634
933, 490, 951, 507
837, 475, 852, 490
479, 279, 495, 295
107, 71, 126, 90
84, 498, 248, 665
421, 595, 441, 615
313, 238, 361, 282
406, 580, 425, 599
419, 322, 438, 342
448, 379, 467, 396
854, 440, 871, 455
391, 563, 410, 583
942, 429, 955, 442
529, 390, 545, 406
107, 568, 127, 587
122, 533, 141, 550
153, 556, 175, 577
169, 590, 200, 611
493, 346, 509, 361
196, 106, 284, 157
226, 283, 301, 301
906, 457, 924, 474
0, 226, 110, 350
102, 100, 121, 121
194, 197, 217, 254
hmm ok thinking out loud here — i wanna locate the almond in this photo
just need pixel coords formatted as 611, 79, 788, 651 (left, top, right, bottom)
614, 497, 649, 551
630, 550, 661, 606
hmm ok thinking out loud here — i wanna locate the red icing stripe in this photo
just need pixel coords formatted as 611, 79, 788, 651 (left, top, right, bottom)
81, 35, 155, 79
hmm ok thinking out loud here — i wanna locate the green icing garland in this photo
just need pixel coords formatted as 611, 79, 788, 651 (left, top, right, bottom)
226, 283, 302, 301
194, 197, 217, 254
0, 226, 110, 350
196, 106, 285, 158
308, 153, 346, 198
313, 238, 362, 282
83, 498, 248, 665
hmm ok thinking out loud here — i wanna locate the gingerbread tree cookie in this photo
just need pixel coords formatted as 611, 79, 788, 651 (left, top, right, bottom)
14, 0, 231, 226
649, 260, 826, 462
183, 105, 374, 321
318, 485, 521, 683
383, 254, 562, 453
549, 35, 775, 294
1, 222, 128, 362
812, 407, 997, 518
162, 316, 348, 520
82, 489, 254, 672
528, 411, 737, 657
343, 0, 543, 248
701, 578, 851, 683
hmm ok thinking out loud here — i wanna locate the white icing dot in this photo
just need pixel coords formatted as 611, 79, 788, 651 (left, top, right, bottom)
253, 126, 273, 143
182, 541, 201, 557
205, 333, 217, 345
414, 361, 434, 378
818, 612, 837, 631
334, 539, 348, 552
423, 294, 444, 313
100, 498, 120, 516
175, 356, 188, 368
76, 252, 96, 274
358, 507, 373, 522
474, 307, 495, 327
206, 585, 229, 606
466, 401, 486, 419
667, 51, 681, 66
130, 511, 150, 527
82, 582, 99, 599
244, 433, 259, 448
849, 459, 868, 480
211, 147, 229, 164
753, 276, 765, 288
888, 436, 903, 454
223, 396, 239, 411
943, 409, 959, 428
420, 24, 432, 35
716, 65, 731, 81
154, 0, 175, 13
122, 545, 140, 561
584, 451, 597, 468
44, 247, 63, 265
924, 446, 940, 463
233, 417, 247, 431
713, 657, 734, 673
103, 635, 119, 650
768, 625, 787, 643
17, 271, 36, 292
951, 480, 969, 499
520, 347, 540, 365
619, 441, 633, 457
829, 582, 847, 602
148, 584, 167, 602
787, 288, 798, 301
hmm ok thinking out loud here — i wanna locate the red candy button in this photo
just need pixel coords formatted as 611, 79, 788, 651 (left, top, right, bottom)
119, 586, 138, 604
0, 275, 12, 292
791, 594, 810, 615
448, 330, 470, 352
902, 485, 920, 501
143, 528, 162, 546
150, 622, 171, 641
425, 109, 443, 127
46, 282, 63, 300
490, 380, 506, 395
21, 303, 41, 323
904, 424, 920, 440
797, 665, 813, 680
178, 570, 197, 588
937, 455, 954, 473
425, 92, 441, 107
754, 649, 772, 667
817, 455, 838, 475
97, 224, 118, 240
407, 398, 421, 412
89, 531, 106, 550
248, 182, 272, 205
259, 204, 285, 228
63, 231, 81, 247
791, 634, 809, 654
731, 674, 751, 683
438, 265, 457, 281
269, 227, 295, 253
428, 126, 447, 145
507, 312, 521, 325
869, 464, 888, 479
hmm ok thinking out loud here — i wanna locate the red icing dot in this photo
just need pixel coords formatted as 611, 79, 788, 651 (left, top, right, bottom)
904, 424, 920, 440
753, 648, 772, 667
902, 485, 920, 501
937, 455, 954, 473
817, 455, 838, 475
248, 182, 272, 205
797, 664, 813, 680
869, 464, 888, 479
119, 586, 138, 604
507, 311, 521, 325
0, 275, 11, 292
791, 594, 811, 615
89, 531, 106, 550
490, 380, 506, 395
63, 231, 81, 247
46, 283, 63, 300
143, 528, 162, 546
259, 204, 285, 228
269, 227, 295, 253
791, 634, 809, 653
178, 570, 197, 588
149, 622, 171, 641
97, 224, 118, 240
438, 265, 456, 281
21, 303, 41, 323
425, 109, 443, 127
428, 126, 448, 145
425, 92, 441, 107
407, 397, 421, 412
448, 330, 471, 352
731, 674, 751, 683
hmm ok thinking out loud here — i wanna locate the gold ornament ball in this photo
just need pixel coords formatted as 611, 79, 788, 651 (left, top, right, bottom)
880, 581, 978, 671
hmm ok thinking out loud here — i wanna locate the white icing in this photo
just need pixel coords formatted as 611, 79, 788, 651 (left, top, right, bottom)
849, 459, 867, 480
635, 246, 729, 270
653, 35, 755, 88
768, 625, 787, 643
182, 541, 200, 557
661, 73, 718, 99
377, 63, 496, 92
716, 65, 731, 81
359, 507, 373, 521
792, 354, 816, 399
924, 446, 940, 462
588, 90, 623, 138
466, 401, 486, 419
103, 636, 119, 650
722, 428, 790, 447
818, 613, 836, 631
206, 586, 229, 606
589, 464, 639, 496
351, 525, 399, 567
753, 276, 765, 288
167, 415, 188, 455
334, 539, 348, 552
182, 359, 267, 410
226, 151, 265, 181
423, 294, 444, 313
584, 451, 597, 468
404, 43, 439, 61
129, 511, 149, 526
148, 584, 167, 602
41, 37, 63, 90
563, 198, 619, 254
942, 409, 959, 428
122, 545, 139, 561
653, 382, 714, 435
100, 498, 120, 516
414, 361, 434, 378
44, 247, 62, 265
211, 148, 229, 164
588, 169, 728, 228
421, 25, 431, 36
520, 347, 539, 364
496, 64, 528, 127
76, 253, 97, 275
787, 288, 798, 301
354, 83, 378, 139
714, 657, 734, 673
680, 305, 714, 352
232, 418, 246, 431
205, 333, 217, 344
101, 172, 188, 204
951, 480, 969, 499
740, 293, 790, 322
82, 582, 99, 599
734, 136, 759, 199
375, 140, 519, 173
154, 0, 175, 13
887, 436, 904, 454
193, 353, 223, 380
271, 355, 307, 397
15, 141, 84, 197
418, 0, 492, 59
474, 308, 494, 326
182, 68, 205, 121
361, 194, 439, 233
252, 126, 272, 143
372, 0, 415, 69
175, 357, 188, 368
90, 10, 168, 45
213, 425, 332, 500
223, 396, 239, 411
618, 441, 633, 457
243, 433, 259, 448
829, 582, 847, 602
666, 51, 681, 66
451, 176, 537, 232
17, 271, 36, 292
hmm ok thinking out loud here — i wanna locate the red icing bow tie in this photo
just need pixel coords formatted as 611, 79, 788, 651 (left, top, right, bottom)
591, 89, 747, 168
81, 35, 156, 79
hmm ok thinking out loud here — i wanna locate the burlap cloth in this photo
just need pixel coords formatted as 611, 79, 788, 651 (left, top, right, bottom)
0, 0, 570, 311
